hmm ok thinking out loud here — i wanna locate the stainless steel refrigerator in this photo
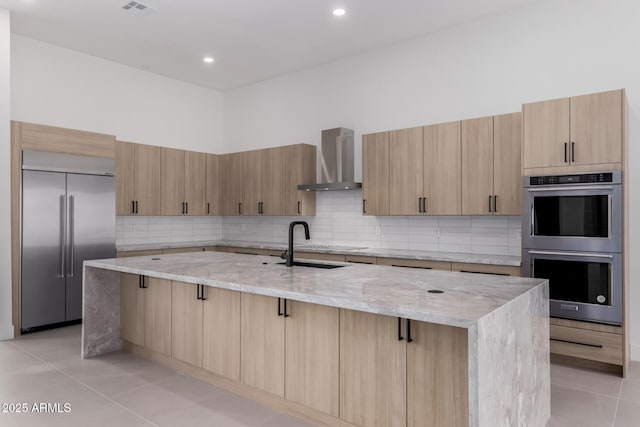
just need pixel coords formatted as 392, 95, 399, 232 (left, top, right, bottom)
21, 150, 116, 332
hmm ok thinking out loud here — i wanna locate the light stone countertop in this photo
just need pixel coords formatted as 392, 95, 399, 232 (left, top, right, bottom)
116, 239, 521, 267
86, 251, 542, 328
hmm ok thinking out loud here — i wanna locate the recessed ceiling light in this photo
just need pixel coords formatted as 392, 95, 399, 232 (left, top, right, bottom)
333, 8, 346, 16
203, 57, 214, 63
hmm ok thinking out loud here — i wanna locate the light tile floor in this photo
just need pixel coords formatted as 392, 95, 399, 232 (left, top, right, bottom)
1, 325, 639, 426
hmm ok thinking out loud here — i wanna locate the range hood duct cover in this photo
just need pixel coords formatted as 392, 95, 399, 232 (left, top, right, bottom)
298, 127, 362, 191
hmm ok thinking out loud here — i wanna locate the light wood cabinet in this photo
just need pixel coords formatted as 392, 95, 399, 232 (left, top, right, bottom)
461, 113, 522, 215
240, 293, 285, 397
116, 141, 161, 215
220, 153, 243, 216
362, 132, 390, 215
523, 89, 623, 172
242, 147, 285, 216
282, 144, 316, 216
340, 310, 406, 427
451, 262, 521, 276
161, 148, 186, 216
285, 300, 340, 416
205, 154, 220, 215
184, 151, 206, 215
161, 148, 206, 216
550, 318, 623, 365
242, 149, 263, 215
120, 273, 144, 346
171, 281, 203, 367
423, 121, 462, 215
116, 249, 162, 258
120, 273, 171, 355
389, 127, 423, 215
203, 288, 241, 380
143, 277, 172, 356
407, 321, 468, 427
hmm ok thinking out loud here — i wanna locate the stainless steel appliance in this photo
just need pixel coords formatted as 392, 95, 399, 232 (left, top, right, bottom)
297, 127, 362, 191
522, 249, 622, 325
522, 171, 622, 325
21, 150, 115, 332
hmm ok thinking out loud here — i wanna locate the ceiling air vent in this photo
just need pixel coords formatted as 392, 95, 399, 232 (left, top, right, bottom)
122, 1, 154, 15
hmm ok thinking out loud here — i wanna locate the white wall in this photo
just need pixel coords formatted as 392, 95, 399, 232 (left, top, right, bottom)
11, 35, 224, 152
0, 9, 12, 340
224, 0, 640, 359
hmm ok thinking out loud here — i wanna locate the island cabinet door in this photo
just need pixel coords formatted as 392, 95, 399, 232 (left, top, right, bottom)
171, 281, 203, 367
339, 309, 407, 427
202, 288, 241, 381
407, 320, 469, 427
285, 301, 340, 417
240, 293, 285, 397
143, 277, 172, 356
120, 273, 144, 346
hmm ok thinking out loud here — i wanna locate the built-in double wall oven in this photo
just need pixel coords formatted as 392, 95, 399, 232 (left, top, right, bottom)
522, 172, 622, 325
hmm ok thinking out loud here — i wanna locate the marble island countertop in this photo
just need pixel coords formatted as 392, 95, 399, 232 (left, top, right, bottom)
116, 239, 521, 267
86, 251, 543, 328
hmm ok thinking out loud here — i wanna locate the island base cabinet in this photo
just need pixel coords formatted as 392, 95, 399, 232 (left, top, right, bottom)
171, 281, 203, 367
285, 301, 340, 417
407, 321, 469, 427
203, 288, 241, 381
240, 293, 285, 397
144, 277, 172, 356
120, 273, 144, 346
339, 310, 406, 427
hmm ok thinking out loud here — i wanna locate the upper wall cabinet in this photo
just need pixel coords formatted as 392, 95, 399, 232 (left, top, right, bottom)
220, 152, 244, 216
461, 113, 521, 215
422, 121, 462, 215
205, 154, 220, 216
389, 127, 423, 215
242, 147, 284, 216
116, 141, 161, 216
523, 89, 623, 172
282, 144, 316, 216
161, 148, 206, 216
362, 132, 390, 216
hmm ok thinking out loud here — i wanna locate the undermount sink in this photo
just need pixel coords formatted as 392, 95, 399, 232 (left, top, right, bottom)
276, 261, 346, 269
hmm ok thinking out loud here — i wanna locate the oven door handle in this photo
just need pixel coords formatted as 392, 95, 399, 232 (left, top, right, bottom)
527, 185, 613, 192
527, 250, 614, 259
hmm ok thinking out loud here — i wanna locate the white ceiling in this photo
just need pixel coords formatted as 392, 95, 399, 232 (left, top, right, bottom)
1, 0, 538, 91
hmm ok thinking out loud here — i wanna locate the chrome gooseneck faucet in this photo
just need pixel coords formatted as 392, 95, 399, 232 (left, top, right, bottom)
282, 221, 310, 266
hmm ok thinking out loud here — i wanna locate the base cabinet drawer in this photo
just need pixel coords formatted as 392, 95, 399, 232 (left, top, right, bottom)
550, 324, 622, 365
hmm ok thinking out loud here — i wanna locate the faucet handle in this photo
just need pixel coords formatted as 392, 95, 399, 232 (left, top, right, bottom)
280, 250, 288, 260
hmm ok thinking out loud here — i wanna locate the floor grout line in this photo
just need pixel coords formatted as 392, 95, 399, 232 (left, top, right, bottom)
11, 341, 160, 427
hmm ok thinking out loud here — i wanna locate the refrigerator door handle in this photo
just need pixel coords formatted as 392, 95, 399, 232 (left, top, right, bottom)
58, 194, 66, 278
67, 195, 75, 278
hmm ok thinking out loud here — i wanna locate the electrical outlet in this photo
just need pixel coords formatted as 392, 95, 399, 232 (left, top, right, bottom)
240, 224, 246, 232
375, 226, 381, 236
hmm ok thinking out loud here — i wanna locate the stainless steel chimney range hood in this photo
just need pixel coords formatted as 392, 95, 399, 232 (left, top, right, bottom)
298, 127, 362, 191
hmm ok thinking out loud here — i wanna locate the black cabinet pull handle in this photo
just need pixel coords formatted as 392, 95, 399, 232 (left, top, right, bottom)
185, 202, 188, 215
407, 319, 413, 343
139, 276, 147, 289
284, 299, 290, 318
135, 201, 139, 214
488, 195, 492, 213
207, 202, 210, 215
493, 195, 497, 213
132, 201, 135, 214
196, 284, 201, 300
418, 197, 422, 213
363, 199, 367, 214
297, 201, 301, 215
239, 202, 242, 215
423, 197, 427, 213
564, 142, 568, 162
571, 142, 575, 162
550, 338, 603, 348
277, 298, 283, 316
398, 317, 404, 341
200, 285, 206, 301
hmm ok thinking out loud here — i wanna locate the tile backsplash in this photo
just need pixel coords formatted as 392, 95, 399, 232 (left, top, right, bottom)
117, 190, 521, 256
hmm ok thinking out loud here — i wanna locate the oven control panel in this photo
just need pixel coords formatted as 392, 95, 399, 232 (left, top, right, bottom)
529, 172, 613, 186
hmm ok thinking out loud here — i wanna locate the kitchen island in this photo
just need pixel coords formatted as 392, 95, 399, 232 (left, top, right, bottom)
82, 251, 549, 427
